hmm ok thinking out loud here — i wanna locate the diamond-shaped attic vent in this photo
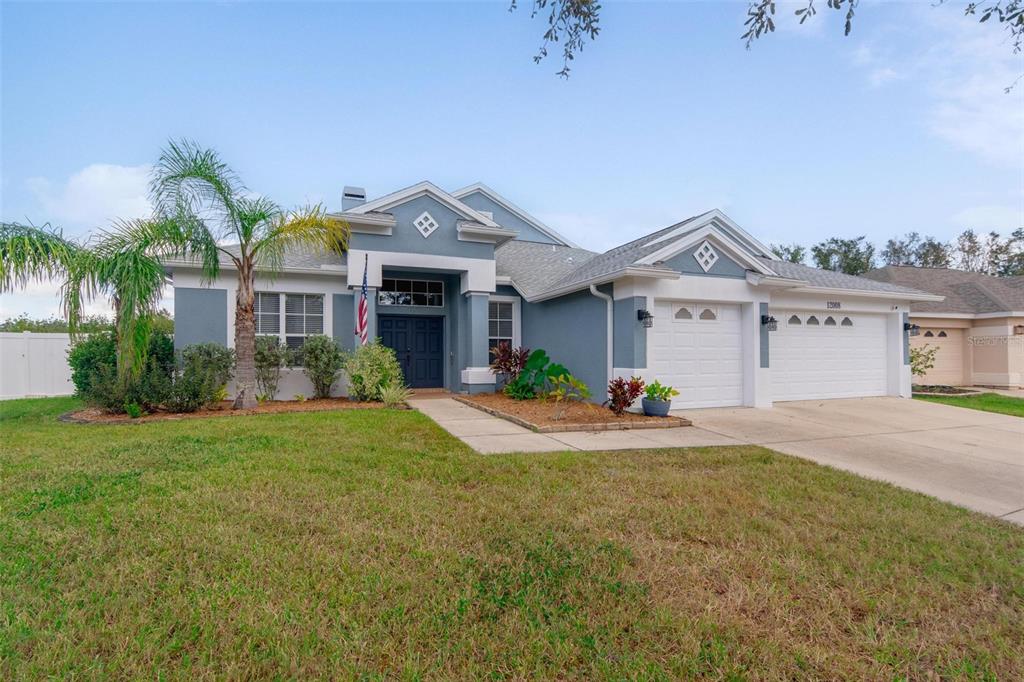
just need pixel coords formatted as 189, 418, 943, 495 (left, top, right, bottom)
413, 211, 439, 238
693, 240, 719, 272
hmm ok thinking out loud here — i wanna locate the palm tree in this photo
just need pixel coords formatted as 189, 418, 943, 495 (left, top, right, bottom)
0, 221, 168, 380
146, 139, 350, 409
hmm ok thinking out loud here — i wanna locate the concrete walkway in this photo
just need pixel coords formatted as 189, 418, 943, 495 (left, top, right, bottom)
407, 397, 739, 453
410, 396, 1023, 524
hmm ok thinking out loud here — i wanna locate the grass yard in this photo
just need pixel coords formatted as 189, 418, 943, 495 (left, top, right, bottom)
2, 398, 1022, 679
915, 391, 1024, 418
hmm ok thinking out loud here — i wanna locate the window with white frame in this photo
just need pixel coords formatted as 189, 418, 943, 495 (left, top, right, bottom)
254, 292, 324, 351
378, 278, 444, 307
489, 301, 514, 351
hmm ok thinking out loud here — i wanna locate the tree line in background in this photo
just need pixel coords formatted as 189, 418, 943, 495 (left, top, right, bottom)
770, 227, 1024, 277
0, 310, 174, 334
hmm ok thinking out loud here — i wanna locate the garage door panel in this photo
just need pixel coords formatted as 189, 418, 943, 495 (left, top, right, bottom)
913, 329, 964, 385
648, 301, 744, 409
770, 310, 887, 401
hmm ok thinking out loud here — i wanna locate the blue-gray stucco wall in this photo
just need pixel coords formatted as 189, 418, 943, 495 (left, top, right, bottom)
521, 286, 609, 402
457, 191, 559, 245
350, 194, 494, 260
759, 302, 770, 368
613, 296, 647, 369
333, 294, 355, 351
174, 287, 227, 350
664, 243, 748, 278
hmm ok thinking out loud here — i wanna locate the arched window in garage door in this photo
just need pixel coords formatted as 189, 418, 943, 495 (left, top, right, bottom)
824, 316, 837, 326
841, 317, 853, 326
924, 331, 934, 337
938, 331, 948, 337
806, 315, 820, 326
788, 315, 801, 325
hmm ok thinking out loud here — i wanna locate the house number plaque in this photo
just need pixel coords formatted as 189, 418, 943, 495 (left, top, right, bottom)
826, 301, 841, 310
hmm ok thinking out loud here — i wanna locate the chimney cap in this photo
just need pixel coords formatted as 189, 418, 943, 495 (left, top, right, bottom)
342, 186, 366, 199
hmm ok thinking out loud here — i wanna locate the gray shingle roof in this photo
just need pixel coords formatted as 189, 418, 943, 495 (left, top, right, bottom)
863, 266, 1024, 314
765, 259, 931, 296
172, 245, 346, 271
494, 240, 599, 299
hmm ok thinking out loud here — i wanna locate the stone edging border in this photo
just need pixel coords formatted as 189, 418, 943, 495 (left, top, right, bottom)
912, 390, 986, 397
453, 396, 691, 433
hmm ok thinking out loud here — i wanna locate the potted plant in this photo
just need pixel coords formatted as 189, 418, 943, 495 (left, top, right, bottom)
641, 380, 679, 417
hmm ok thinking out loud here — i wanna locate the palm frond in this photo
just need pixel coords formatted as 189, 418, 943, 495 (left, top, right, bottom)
0, 222, 81, 292
149, 138, 243, 240
235, 195, 282, 252
251, 205, 350, 277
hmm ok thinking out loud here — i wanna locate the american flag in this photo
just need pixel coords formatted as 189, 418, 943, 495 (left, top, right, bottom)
355, 254, 369, 345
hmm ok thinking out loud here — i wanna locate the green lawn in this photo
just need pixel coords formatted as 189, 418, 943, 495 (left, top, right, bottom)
915, 391, 1024, 418
2, 398, 1022, 679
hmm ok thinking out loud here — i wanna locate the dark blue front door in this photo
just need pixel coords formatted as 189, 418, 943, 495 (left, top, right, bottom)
378, 315, 444, 388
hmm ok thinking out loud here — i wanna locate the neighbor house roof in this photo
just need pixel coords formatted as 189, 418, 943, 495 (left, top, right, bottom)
863, 266, 1024, 315
764, 260, 931, 297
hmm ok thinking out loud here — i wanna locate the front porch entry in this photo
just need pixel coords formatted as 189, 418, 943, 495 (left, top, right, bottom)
378, 315, 445, 388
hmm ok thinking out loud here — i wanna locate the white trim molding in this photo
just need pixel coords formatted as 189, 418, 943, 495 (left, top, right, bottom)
345, 181, 502, 228
460, 367, 496, 385
346, 249, 497, 294
451, 182, 580, 248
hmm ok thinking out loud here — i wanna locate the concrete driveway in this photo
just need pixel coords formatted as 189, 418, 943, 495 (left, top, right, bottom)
674, 397, 1023, 524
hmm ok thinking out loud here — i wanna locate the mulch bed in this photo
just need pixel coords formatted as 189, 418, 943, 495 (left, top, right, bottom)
456, 393, 690, 433
912, 385, 985, 396
61, 398, 394, 424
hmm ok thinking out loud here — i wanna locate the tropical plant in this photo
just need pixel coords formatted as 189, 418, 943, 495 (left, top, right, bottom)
1, 221, 169, 381
67, 329, 176, 412
344, 340, 403, 401
503, 348, 570, 400
644, 380, 679, 402
489, 342, 530, 383
910, 344, 939, 379
379, 381, 413, 409
142, 139, 350, 408
606, 376, 645, 415
254, 336, 292, 400
547, 373, 590, 420
301, 335, 345, 399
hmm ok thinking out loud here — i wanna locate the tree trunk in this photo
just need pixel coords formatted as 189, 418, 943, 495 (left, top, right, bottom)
233, 263, 258, 409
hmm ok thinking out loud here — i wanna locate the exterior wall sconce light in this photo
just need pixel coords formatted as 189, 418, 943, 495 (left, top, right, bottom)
904, 322, 921, 336
637, 309, 654, 328
1013, 325, 1024, 336
760, 314, 778, 332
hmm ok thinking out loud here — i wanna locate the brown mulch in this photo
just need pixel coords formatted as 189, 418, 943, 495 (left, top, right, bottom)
458, 392, 688, 432
62, 398, 392, 424
912, 385, 983, 395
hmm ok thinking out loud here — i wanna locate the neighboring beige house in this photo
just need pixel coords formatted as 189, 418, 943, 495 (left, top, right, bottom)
865, 267, 1024, 387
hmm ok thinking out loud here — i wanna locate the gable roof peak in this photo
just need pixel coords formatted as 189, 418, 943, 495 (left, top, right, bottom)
344, 180, 501, 227
450, 182, 579, 248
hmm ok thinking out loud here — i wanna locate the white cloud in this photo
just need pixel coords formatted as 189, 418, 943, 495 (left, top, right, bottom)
26, 163, 152, 231
852, 7, 1024, 167
951, 204, 1024, 232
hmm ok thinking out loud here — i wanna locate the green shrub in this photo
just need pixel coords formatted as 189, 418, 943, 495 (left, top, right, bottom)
124, 402, 143, 419
344, 341, 402, 402
644, 380, 679, 402
67, 332, 117, 398
255, 336, 291, 400
910, 344, 938, 378
301, 335, 345, 399
165, 343, 235, 412
68, 330, 175, 412
379, 381, 412, 408
502, 349, 570, 400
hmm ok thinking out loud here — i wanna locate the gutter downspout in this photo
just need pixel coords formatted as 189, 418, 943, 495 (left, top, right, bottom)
589, 285, 613, 386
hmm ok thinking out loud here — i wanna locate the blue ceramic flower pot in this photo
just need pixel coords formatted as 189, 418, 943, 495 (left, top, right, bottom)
641, 397, 672, 417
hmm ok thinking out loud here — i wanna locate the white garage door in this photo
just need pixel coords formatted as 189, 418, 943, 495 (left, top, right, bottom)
648, 301, 743, 409
771, 311, 888, 401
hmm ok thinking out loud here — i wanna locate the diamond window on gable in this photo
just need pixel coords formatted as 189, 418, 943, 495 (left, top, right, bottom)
413, 211, 439, 238
693, 240, 719, 272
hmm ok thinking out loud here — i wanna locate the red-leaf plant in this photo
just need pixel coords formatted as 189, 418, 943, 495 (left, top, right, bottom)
606, 376, 645, 416
489, 342, 531, 383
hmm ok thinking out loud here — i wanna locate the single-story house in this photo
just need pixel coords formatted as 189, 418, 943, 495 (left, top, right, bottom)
864, 266, 1024, 388
167, 181, 941, 408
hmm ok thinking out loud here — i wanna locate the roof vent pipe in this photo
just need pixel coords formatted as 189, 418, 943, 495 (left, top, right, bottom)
342, 186, 366, 211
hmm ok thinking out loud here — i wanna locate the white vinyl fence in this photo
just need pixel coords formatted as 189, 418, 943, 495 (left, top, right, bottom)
0, 332, 75, 399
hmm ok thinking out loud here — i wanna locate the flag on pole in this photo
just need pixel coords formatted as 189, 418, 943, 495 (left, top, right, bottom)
355, 254, 369, 345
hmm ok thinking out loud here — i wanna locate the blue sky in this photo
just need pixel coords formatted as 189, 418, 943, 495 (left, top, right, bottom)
2, 1, 1022, 317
